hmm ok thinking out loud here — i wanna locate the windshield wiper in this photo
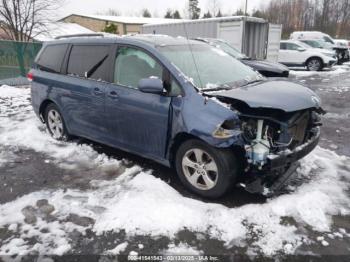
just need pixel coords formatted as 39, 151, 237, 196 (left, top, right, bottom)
241, 79, 264, 87
201, 85, 235, 92
86, 54, 109, 78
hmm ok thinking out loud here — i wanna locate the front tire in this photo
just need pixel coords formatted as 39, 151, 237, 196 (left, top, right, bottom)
306, 57, 323, 71
44, 103, 70, 141
175, 139, 239, 198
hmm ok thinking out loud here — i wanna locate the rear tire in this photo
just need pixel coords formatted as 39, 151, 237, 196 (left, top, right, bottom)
175, 139, 239, 198
44, 103, 70, 141
306, 57, 323, 71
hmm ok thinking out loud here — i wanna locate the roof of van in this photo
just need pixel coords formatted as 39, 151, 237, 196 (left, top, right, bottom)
45, 34, 203, 47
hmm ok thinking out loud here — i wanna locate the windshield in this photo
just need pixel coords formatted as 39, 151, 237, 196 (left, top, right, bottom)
158, 43, 260, 90
209, 40, 247, 59
323, 36, 335, 44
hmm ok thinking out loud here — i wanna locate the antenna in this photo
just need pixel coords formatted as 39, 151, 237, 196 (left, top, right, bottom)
181, 23, 204, 89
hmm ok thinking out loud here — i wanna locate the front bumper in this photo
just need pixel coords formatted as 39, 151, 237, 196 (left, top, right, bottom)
266, 127, 320, 170
326, 59, 338, 67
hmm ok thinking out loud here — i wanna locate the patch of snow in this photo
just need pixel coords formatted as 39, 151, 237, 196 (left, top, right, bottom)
290, 67, 348, 77
321, 240, 329, 246
211, 47, 229, 57
33, 22, 94, 42
209, 97, 231, 109
316, 236, 324, 241
1, 145, 349, 256
205, 83, 219, 89
163, 242, 202, 255
1, 85, 350, 257
324, 112, 350, 120
73, 14, 187, 25
0, 86, 121, 173
105, 242, 128, 255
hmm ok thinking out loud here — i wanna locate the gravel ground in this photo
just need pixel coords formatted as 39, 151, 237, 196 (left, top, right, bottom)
0, 66, 350, 261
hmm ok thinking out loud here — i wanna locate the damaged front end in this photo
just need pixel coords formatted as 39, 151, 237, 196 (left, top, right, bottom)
206, 81, 325, 195
240, 109, 322, 170
238, 109, 322, 195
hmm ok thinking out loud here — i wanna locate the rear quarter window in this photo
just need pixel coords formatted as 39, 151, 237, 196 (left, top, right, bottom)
280, 43, 287, 50
36, 44, 68, 73
67, 45, 110, 81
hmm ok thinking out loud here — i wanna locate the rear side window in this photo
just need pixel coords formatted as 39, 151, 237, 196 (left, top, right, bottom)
67, 45, 110, 81
36, 44, 68, 73
280, 43, 287, 50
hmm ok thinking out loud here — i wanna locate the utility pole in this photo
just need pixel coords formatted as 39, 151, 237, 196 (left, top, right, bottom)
245, 0, 248, 16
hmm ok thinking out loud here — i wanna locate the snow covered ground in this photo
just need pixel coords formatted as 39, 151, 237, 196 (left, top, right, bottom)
0, 75, 350, 258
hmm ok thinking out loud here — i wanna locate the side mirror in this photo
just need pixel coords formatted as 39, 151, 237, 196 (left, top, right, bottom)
138, 78, 164, 94
297, 47, 306, 52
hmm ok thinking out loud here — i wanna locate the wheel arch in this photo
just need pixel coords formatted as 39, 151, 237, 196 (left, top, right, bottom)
39, 99, 56, 123
168, 132, 245, 169
168, 132, 199, 167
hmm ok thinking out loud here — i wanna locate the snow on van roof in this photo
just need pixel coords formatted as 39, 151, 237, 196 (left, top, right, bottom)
33, 22, 94, 41
60, 14, 187, 25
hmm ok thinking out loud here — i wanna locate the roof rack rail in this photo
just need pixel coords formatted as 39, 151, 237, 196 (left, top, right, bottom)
55, 33, 105, 40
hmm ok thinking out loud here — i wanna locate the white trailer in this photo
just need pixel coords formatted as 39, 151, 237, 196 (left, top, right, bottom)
142, 16, 282, 61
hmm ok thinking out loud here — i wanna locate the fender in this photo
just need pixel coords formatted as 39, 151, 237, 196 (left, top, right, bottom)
168, 88, 244, 158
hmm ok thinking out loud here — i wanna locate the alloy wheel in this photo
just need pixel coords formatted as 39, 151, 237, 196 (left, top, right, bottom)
308, 59, 321, 71
182, 148, 219, 191
47, 109, 64, 139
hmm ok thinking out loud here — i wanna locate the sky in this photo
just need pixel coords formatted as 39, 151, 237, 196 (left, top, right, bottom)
57, 0, 267, 19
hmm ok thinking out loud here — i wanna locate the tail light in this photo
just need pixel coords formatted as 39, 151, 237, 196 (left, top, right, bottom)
27, 72, 33, 82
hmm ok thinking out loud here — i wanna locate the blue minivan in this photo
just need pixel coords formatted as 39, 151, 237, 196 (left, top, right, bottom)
29, 34, 323, 198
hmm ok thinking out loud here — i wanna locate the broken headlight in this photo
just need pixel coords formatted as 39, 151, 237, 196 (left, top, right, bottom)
212, 119, 240, 139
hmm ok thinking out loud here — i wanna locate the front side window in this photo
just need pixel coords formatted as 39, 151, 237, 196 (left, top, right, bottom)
286, 43, 300, 50
114, 46, 163, 89
67, 45, 110, 81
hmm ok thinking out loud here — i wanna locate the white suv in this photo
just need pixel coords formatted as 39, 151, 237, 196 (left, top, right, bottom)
278, 40, 337, 71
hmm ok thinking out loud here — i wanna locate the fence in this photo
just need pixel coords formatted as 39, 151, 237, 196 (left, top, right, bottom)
0, 40, 42, 82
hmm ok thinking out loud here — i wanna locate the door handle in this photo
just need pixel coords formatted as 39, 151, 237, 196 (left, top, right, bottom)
93, 88, 103, 96
108, 91, 119, 99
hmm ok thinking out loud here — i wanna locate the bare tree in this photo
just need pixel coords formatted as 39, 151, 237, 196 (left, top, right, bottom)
0, 0, 63, 42
99, 8, 121, 16
207, 0, 221, 17
260, 0, 350, 38
0, 0, 62, 76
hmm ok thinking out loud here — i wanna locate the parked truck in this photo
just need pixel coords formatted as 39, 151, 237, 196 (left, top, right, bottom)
142, 16, 283, 62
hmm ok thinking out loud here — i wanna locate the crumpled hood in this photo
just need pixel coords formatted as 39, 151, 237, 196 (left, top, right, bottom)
241, 59, 289, 73
210, 80, 322, 112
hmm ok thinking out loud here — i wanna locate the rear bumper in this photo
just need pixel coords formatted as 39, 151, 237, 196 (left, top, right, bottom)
266, 127, 320, 170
